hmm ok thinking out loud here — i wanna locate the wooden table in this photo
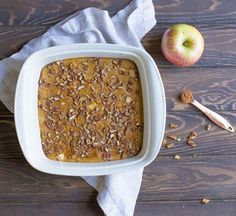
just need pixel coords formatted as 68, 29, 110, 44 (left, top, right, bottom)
0, 0, 236, 215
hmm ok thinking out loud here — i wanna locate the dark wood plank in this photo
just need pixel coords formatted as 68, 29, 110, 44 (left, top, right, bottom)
0, 117, 20, 159
0, 203, 103, 216
0, 200, 236, 216
154, 0, 236, 25
0, 0, 235, 26
0, 0, 131, 26
0, 25, 236, 67
160, 67, 236, 112
161, 111, 236, 156
134, 200, 236, 216
0, 103, 11, 115
0, 160, 98, 203
0, 154, 236, 202
0, 26, 48, 59
140, 155, 236, 201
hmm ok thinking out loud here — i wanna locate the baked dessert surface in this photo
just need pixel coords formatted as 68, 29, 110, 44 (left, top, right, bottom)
38, 57, 143, 162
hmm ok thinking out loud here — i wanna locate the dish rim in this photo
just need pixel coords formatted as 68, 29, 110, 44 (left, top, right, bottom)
14, 43, 166, 176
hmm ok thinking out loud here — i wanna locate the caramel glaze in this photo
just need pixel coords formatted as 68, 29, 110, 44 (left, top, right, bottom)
38, 57, 143, 162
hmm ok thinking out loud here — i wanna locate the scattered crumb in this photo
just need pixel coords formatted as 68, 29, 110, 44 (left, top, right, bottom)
167, 135, 181, 142
188, 131, 198, 140
162, 138, 167, 145
174, 154, 181, 160
206, 124, 211, 130
201, 198, 210, 204
187, 139, 197, 147
165, 143, 174, 149
170, 123, 179, 129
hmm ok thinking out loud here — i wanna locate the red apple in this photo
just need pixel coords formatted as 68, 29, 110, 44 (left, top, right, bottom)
161, 24, 204, 67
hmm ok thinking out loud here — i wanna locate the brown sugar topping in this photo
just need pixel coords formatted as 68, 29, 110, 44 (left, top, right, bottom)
38, 57, 143, 162
169, 123, 179, 129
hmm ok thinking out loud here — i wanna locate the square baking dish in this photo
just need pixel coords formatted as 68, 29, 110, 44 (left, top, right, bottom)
14, 43, 166, 176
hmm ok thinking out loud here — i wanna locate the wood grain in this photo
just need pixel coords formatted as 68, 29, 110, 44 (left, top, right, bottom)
0, 203, 103, 216
155, 0, 236, 25
134, 200, 236, 216
0, 200, 235, 216
0, 155, 236, 202
141, 156, 236, 201
161, 67, 236, 112
1, 25, 236, 67
0, 0, 235, 27
162, 111, 236, 156
0, 159, 98, 203
0, 26, 48, 59
0, 0, 131, 26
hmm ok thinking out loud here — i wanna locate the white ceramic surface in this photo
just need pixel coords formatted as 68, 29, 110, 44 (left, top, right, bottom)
14, 43, 166, 176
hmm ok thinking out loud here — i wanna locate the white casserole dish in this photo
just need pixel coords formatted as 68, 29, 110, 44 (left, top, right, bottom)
14, 43, 166, 176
